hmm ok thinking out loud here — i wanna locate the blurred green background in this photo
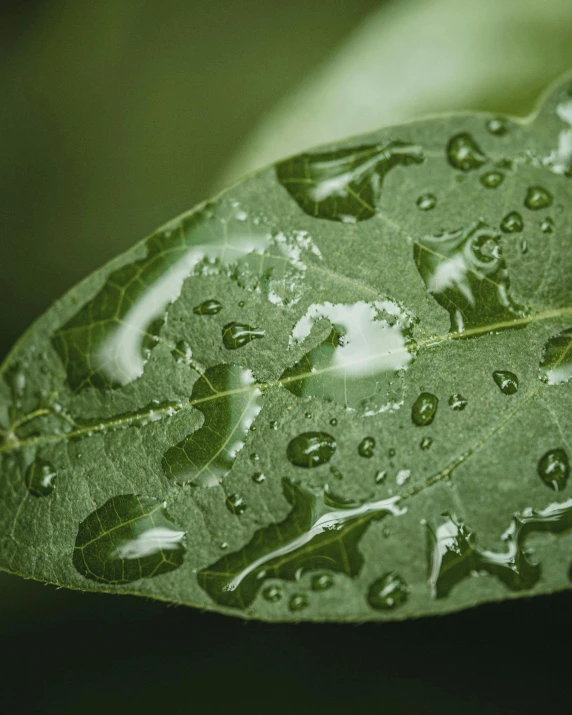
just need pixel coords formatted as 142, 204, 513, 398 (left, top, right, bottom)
2, 1, 572, 712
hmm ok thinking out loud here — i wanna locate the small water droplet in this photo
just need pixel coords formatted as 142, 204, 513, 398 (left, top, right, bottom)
412, 392, 438, 426
480, 171, 504, 188
500, 211, 523, 233
311, 573, 334, 591
238, 301, 245, 308
25, 459, 57, 497
375, 470, 387, 484
252, 472, 266, 484
220, 542, 228, 550
486, 118, 509, 136
172, 340, 193, 365
538, 448, 569, 491
448, 394, 468, 411
226, 493, 247, 516
420, 436, 433, 450
525, 186, 553, 210
250, 452, 260, 462
520, 238, 528, 254
492, 370, 519, 395
388, 448, 396, 458
367, 572, 410, 610
193, 299, 223, 315
287, 432, 336, 468
262, 585, 282, 602
396, 469, 411, 486
329, 465, 343, 480
416, 193, 437, 211
269, 420, 278, 430
222, 323, 265, 350
289, 593, 309, 612
329, 418, 338, 427
304, 411, 312, 419
447, 133, 486, 171
358, 437, 376, 458
541, 217, 555, 234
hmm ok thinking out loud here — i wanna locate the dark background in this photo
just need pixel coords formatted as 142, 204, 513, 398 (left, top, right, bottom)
1, 1, 571, 713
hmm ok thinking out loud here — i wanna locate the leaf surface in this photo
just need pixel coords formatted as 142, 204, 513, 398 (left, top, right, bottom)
2, 77, 572, 622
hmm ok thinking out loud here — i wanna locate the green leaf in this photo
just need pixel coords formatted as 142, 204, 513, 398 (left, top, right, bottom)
2, 75, 572, 622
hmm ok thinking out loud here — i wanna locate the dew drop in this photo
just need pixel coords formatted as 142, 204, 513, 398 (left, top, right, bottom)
396, 469, 411, 486
263, 585, 282, 602
220, 542, 228, 550
541, 217, 555, 234
226, 493, 247, 516
486, 118, 509, 136
252, 472, 266, 484
287, 432, 336, 468
222, 322, 265, 350
446, 133, 486, 171
329, 418, 338, 427
388, 448, 396, 458
358, 437, 376, 458
525, 186, 553, 210
25, 459, 57, 497
329, 465, 343, 480
416, 193, 437, 211
289, 593, 309, 612
411, 392, 438, 426
238, 301, 245, 308
448, 394, 468, 411
193, 299, 223, 315
375, 470, 387, 484
269, 420, 278, 430
480, 171, 504, 188
311, 573, 334, 591
367, 572, 410, 610
538, 448, 569, 491
500, 211, 523, 233
520, 238, 528, 255
492, 370, 519, 395
420, 436, 433, 451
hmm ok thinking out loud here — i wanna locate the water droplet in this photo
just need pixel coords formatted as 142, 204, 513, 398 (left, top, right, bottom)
358, 437, 375, 458
172, 340, 193, 365
193, 299, 223, 315
541, 217, 555, 234
329, 418, 338, 427
480, 171, 504, 188
525, 186, 553, 210
367, 572, 410, 610
375, 470, 387, 484
448, 394, 467, 411
388, 448, 396, 458
412, 392, 438, 426
276, 141, 424, 222
262, 585, 282, 602
416, 193, 437, 211
486, 118, 509, 136
500, 211, 523, 233
25, 459, 57, 497
520, 238, 528, 254
197, 479, 404, 609
538, 449, 569, 491
446, 133, 486, 171
304, 411, 312, 419
252, 472, 266, 484
222, 322, 265, 350
396, 469, 411, 486
492, 370, 519, 394
73, 495, 186, 584
311, 573, 334, 591
250, 452, 260, 463
220, 542, 228, 550
329, 465, 343, 480
420, 437, 433, 450
226, 493, 247, 516
269, 420, 278, 430
287, 432, 336, 468
238, 300, 245, 308
289, 594, 309, 612
539, 328, 572, 385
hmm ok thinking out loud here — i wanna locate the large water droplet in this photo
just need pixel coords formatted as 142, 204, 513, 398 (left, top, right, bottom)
480, 171, 504, 189
448, 394, 467, 411
226, 493, 247, 515
73, 495, 186, 584
539, 328, 572, 385
193, 299, 223, 315
416, 193, 437, 211
525, 186, 553, 210
25, 459, 56, 497
222, 322, 265, 350
287, 432, 336, 468
197, 479, 404, 609
276, 142, 424, 222
492, 370, 519, 394
367, 572, 410, 610
358, 437, 376, 458
446, 133, 486, 171
500, 211, 523, 233
412, 392, 438, 426
538, 449, 569, 491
